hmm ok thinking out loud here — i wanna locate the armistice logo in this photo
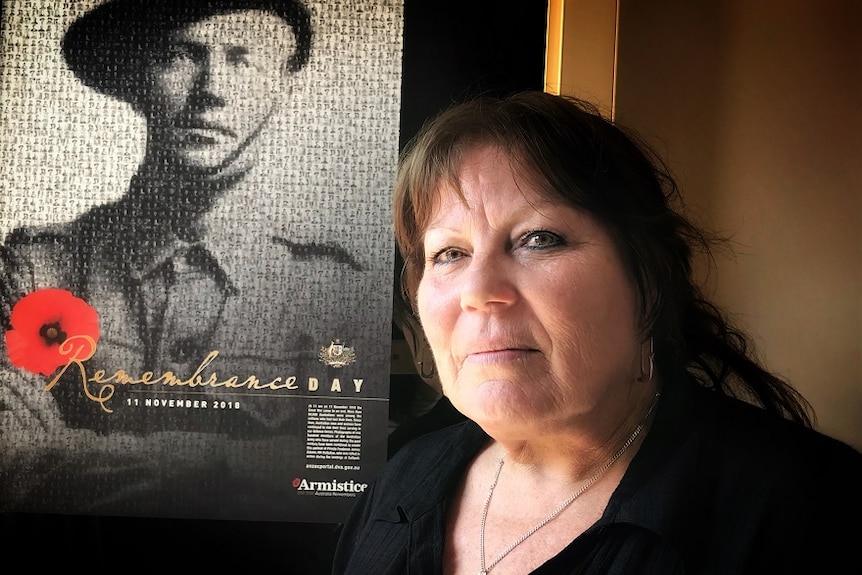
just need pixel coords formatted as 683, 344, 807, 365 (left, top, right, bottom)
292, 476, 368, 496
318, 339, 356, 368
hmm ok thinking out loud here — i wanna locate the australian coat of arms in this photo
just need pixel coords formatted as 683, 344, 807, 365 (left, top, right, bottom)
318, 339, 356, 368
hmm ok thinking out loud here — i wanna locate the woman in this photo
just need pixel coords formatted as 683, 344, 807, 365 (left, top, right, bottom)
332, 92, 862, 574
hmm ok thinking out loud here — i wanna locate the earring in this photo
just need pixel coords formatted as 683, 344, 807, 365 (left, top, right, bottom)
418, 360, 436, 380
637, 337, 655, 382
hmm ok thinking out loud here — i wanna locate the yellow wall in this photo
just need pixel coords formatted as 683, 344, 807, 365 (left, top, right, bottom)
548, 0, 862, 449
544, 0, 617, 117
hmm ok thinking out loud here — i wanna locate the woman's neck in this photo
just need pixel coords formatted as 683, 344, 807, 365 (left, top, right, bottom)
487, 381, 661, 484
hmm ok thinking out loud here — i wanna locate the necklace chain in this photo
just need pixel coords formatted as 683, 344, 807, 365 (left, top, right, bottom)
478, 391, 661, 575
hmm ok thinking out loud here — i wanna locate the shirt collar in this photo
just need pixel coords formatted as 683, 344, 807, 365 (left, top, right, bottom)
371, 374, 708, 550
600, 374, 707, 542
372, 419, 488, 523
106, 170, 276, 293
98, 169, 367, 293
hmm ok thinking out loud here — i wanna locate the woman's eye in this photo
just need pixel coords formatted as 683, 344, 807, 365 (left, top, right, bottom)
429, 247, 465, 265
522, 230, 563, 249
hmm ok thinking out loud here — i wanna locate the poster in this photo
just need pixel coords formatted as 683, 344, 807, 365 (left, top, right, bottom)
0, 0, 402, 523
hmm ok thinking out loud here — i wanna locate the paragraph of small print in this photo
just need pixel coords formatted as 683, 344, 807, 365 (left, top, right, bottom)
305, 403, 362, 462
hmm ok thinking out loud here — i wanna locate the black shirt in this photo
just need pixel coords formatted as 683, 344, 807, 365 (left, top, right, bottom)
333, 376, 862, 574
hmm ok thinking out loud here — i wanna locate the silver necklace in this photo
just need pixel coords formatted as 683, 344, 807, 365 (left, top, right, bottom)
478, 391, 661, 575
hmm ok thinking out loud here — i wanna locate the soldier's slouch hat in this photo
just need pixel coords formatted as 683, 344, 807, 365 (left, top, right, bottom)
62, 0, 312, 104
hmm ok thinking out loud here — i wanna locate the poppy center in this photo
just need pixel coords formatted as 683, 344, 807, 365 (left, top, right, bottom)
39, 322, 67, 346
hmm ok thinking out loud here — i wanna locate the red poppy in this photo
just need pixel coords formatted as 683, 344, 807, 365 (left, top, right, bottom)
5, 288, 100, 377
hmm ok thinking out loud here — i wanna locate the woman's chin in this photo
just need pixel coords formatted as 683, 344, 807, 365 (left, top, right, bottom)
457, 390, 540, 430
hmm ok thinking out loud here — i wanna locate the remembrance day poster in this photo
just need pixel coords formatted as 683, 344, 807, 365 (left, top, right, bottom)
0, 0, 402, 523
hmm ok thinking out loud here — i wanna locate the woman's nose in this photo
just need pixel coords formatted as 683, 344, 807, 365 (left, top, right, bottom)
458, 254, 518, 312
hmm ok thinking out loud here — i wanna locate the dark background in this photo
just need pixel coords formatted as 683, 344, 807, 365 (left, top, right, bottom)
0, 2, 548, 572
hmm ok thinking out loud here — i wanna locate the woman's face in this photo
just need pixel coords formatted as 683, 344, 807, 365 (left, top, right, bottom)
416, 145, 642, 435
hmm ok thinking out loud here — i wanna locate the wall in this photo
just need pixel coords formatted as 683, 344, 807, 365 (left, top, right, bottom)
608, 0, 861, 448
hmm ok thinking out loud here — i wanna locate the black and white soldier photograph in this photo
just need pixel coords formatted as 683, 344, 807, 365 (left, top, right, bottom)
0, 0, 402, 523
